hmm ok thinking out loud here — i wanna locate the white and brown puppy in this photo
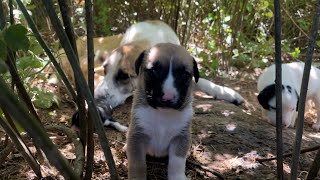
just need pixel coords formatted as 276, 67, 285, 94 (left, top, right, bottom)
257, 62, 320, 130
126, 43, 198, 180
72, 20, 244, 132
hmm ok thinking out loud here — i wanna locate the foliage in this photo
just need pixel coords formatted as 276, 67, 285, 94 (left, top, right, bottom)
1, 23, 57, 109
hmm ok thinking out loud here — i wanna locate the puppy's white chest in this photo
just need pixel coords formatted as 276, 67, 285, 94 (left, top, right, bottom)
134, 106, 192, 157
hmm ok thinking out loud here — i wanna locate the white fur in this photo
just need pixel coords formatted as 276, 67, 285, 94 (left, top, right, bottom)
99, 20, 244, 109
162, 61, 178, 102
168, 155, 187, 180
134, 105, 193, 157
195, 78, 244, 103
103, 120, 128, 132
257, 62, 320, 130
120, 21, 181, 46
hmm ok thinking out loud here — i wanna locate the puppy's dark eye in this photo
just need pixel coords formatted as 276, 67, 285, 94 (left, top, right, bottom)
115, 70, 130, 81
270, 106, 276, 110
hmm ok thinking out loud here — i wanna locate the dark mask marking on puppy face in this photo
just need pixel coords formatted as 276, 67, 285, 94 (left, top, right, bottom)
257, 84, 299, 111
257, 84, 276, 110
135, 43, 199, 110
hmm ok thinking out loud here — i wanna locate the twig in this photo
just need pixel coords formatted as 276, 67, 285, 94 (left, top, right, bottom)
0, 115, 42, 177
41, 1, 119, 179
290, 1, 320, 179
256, 144, 320, 163
16, 0, 77, 101
187, 159, 225, 180
84, 0, 95, 179
0, 141, 14, 165
281, 4, 309, 39
274, 0, 284, 178
0, 77, 78, 179
45, 125, 84, 178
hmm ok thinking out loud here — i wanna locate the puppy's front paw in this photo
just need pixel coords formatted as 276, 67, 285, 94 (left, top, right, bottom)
312, 123, 320, 130
168, 173, 187, 180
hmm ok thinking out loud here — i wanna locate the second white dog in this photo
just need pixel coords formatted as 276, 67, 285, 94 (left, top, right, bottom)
257, 62, 320, 130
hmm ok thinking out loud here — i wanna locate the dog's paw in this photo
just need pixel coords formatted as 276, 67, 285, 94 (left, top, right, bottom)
111, 122, 128, 132
312, 123, 320, 130
168, 174, 187, 180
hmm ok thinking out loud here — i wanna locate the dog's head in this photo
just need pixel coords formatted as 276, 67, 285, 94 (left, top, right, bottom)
94, 41, 151, 108
134, 43, 199, 110
257, 84, 299, 127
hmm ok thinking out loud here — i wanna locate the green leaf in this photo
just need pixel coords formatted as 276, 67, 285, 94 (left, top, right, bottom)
30, 86, 59, 109
291, 48, 300, 58
4, 24, 30, 51
29, 36, 44, 55
17, 55, 43, 69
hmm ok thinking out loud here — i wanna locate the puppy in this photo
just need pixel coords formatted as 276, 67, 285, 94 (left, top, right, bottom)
126, 43, 198, 180
257, 62, 320, 130
71, 20, 244, 131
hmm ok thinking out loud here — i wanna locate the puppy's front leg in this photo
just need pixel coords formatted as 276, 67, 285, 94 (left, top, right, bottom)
168, 131, 190, 180
126, 131, 149, 180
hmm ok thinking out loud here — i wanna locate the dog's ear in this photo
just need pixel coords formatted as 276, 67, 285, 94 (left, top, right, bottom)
257, 84, 276, 110
193, 58, 200, 83
295, 90, 299, 111
135, 51, 146, 75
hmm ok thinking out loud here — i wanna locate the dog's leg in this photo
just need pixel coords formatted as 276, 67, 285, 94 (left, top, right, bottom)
194, 78, 244, 105
289, 111, 298, 128
167, 132, 190, 180
126, 131, 148, 180
312, 96, 320, 130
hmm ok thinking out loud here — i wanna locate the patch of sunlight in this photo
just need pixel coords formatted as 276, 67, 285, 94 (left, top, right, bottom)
225, 123, 237, 132
307, 133, 320, 139
221, 110, 234, 117
204, 151, 261, 172
48, 110, 57, 117
302, 134, 314, 141
266, 153, 291, 174
59, 114, 70, 123
195, 103, 213, 112
194, 91, 213, 98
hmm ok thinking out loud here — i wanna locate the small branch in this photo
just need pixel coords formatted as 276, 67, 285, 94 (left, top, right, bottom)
45, 125, 84, 177
0, 115, 42, 177
290, 1, 320, 179
281, 4, 309, 39
274, 0, 284, 178
256, 144, 320, 163
187, 159, 225, 180
84, 0, 95, 179
0, 141, 14, 165
0, 77, 78, 179
41, 0, 119, 179
16, 0, 77, 102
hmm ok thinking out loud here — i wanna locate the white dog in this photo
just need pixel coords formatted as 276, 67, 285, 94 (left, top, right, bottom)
72, 20, 244, 131
257, 62, 320, 130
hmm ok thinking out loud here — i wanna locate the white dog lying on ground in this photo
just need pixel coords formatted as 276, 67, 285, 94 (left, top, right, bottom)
71, 20, 245, 131
257, 62, 320, 130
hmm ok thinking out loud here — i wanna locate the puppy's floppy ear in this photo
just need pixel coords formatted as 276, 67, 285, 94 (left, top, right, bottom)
257, 84, 276, 110
193, 58, 200, 83
295, 90, 299, 111
135, 51, 146, 75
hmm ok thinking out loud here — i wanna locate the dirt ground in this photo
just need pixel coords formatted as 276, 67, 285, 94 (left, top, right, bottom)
1, 71, 320, 180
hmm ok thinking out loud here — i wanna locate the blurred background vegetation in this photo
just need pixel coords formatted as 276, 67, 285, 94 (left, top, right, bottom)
29, 0, 319, 75
0, 0, 319, 108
